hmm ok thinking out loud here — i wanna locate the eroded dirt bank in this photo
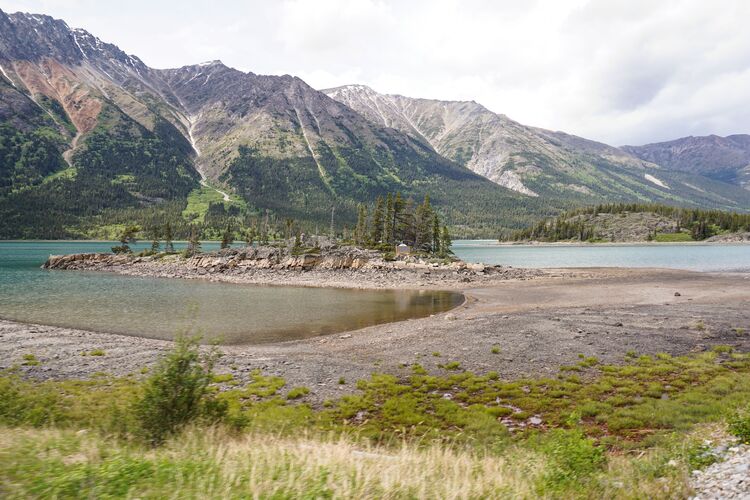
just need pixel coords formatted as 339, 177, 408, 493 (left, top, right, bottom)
2, 268, 749, 403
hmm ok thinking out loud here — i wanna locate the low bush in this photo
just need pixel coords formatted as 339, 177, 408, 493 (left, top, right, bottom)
133, 337, 226, 445
286, 387, 310, 400
531, 428, 605, 492
21, 354, 40, 366
728, 405, 750, 444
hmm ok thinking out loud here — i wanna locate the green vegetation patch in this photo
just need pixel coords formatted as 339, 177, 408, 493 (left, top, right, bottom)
2, 342, 750, 498
181, 185, 246, 223
654, 231, 693, 242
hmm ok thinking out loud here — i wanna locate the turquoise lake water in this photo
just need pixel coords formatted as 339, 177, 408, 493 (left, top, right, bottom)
0, 241, 461, 344
452, 241, 750, 272
2, 240, 746, 344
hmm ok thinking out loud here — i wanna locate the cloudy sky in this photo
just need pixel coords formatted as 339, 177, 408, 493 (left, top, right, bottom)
2, 0, 749, 145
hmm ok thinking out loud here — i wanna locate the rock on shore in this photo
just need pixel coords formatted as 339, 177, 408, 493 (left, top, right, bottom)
43, 246, 543, 289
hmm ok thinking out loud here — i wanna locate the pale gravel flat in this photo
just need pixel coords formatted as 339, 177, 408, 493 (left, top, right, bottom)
691, 444, 750, 499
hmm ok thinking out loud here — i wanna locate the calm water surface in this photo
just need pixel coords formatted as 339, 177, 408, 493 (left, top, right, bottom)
453, 240, 750, 272
0, 241, 462, 344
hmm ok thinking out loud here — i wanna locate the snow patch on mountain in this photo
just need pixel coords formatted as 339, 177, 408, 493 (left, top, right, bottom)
0, 64, 16, 87
644, 173, 669, 189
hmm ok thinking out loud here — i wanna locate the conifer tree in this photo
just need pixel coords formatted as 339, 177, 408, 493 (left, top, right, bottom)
149, 225, 161, 252
414, 194, 434, 251
396, 196, 415, 245
440, 225, 452, 257
112, 224, 140, 254
244, 226, 256, 247
220, 223, 233, 249
164, 222, 174, 253
371, 196, 385, 244
186, 225, 201, 257
285, 218, 294, 241
383, 193, 394, 244
392, 192, 404, 241
355, 203, 368, 246
432, 214, 441, 254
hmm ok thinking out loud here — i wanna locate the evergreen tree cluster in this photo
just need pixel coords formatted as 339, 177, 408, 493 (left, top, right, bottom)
507, 203, 750, 242
353, 193, 452, 257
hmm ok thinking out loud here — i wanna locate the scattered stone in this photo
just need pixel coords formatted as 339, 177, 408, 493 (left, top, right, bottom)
675, 292, 682, 297
691, 443, 750, 499
338, 334, 352, 339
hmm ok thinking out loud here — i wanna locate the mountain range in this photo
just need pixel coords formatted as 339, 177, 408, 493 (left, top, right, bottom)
0, 9, 748, 239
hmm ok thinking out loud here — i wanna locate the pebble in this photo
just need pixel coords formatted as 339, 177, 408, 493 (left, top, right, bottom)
691, 443, 750, 499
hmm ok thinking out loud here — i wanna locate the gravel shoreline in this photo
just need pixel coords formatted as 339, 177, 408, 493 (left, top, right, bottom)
3, 267, 749, 405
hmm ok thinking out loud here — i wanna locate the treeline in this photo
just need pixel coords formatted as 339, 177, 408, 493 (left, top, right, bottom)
506, 203, 750, 242
115, 192, 454, 258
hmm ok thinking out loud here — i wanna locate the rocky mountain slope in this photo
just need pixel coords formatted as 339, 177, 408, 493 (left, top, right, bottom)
0, 9, 543, 238
324, 85, 750, 210
155, 62, 534, 229
0, 9, 748, 239
623, 135, 750, 190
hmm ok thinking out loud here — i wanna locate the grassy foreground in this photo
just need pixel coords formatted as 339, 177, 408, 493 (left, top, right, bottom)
2, 342, 750, 498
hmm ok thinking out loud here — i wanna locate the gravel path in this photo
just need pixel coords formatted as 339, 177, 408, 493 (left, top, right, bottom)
692, 444, 750, 499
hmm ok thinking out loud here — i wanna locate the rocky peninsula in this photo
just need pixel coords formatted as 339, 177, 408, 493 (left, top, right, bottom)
43, 244, 545, 289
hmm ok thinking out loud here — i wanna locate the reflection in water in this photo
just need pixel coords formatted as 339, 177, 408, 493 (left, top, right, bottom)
0, 242, 462, 344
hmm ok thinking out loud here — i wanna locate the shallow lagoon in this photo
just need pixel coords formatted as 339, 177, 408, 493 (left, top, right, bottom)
0, 241, 462, 344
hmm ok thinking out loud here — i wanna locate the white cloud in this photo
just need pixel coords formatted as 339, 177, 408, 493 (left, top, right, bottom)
1, 0, 749, 145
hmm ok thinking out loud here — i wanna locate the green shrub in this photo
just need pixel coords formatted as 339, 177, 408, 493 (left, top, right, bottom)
444, 362, 461, 371
133, 338, 226, 445
532, 429, 605, 492
21, 354, 40, 366
211, 373, 234, 383
286, 387, 310, 400
88, 349, 106, 357
728, 405, 750, 444
491, 346, 501, 354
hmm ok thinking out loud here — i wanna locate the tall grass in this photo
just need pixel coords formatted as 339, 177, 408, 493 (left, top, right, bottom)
0, 425, 697, 499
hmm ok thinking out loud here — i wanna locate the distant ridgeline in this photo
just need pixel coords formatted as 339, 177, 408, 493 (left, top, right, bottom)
504, 203, 750, 243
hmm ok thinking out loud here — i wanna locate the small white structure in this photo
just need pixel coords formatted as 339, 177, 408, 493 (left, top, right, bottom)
396, 243, 410, 256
